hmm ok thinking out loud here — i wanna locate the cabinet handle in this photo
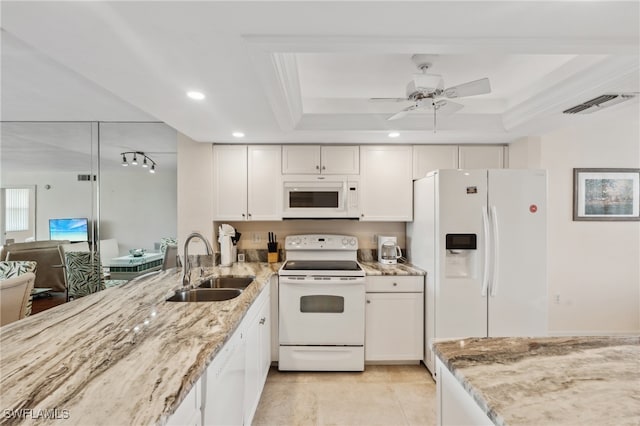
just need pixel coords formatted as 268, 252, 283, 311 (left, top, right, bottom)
361, 214, 364, 218
366, 300, 371, 304
242, 213, 245, 218
259, 317, 266, 325
316, 165, 320, 170
322, 165, 326, 170
393, 282, 398, 286
248, 213, 252, 218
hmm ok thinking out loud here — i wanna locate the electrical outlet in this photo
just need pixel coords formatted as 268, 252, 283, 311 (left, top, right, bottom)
554, 294, 560, 304
372, 235, 378, 244
252, 233, 261, 243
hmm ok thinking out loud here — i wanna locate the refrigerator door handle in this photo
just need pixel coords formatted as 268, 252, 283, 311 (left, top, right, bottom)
481, 206, 491, 297
490, 205, 500, 297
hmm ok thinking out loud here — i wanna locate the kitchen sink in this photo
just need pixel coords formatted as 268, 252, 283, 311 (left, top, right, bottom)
198, 276, 255, 290
166, 288, 242, 302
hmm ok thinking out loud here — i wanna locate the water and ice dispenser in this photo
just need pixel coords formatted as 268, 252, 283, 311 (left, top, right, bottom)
445, 234, 477, 278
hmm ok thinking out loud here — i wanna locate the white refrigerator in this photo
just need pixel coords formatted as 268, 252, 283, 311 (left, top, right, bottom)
407, 169, 548, 374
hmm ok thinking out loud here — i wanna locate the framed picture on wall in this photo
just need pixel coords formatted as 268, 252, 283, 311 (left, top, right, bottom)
573, 168, 640, 221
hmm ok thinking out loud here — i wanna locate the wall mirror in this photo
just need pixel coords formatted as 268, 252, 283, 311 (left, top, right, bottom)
1, 121, 177, 284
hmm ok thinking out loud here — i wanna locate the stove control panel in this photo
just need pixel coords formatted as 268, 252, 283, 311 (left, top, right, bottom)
285, 234, 358, 250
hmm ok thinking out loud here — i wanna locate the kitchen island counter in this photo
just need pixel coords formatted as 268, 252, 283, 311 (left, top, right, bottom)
360, 261, 425, 276
434, 336, 640, 426
0, 262, 279, 425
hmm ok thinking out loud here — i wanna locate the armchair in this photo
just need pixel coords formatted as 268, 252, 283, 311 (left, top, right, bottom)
0, 272, 36, 326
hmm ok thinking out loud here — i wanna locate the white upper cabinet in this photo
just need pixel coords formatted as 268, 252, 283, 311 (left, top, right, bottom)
247, 146, 282, 221
213, 145, 282, 221
412, 145, 459, 179
282, 145, 359, 174
359, 145, 413, 221
213, 145, 248, 221
458, 145, 508, 169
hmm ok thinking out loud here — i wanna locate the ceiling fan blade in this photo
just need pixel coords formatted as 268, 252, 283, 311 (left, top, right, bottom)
387, 104, 419, 121
443, 78, 491, 99
432, 99, 464, 115
369, 97, 410, 103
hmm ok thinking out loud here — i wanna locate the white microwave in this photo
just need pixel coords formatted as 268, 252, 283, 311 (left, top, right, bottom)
282, 175, 360, 218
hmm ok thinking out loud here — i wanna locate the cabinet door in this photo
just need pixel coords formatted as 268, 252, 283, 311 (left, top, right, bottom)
458, 145, 506, 169
360, 145, 413, 221
282, 145, 320, 174
213, 145, 248, 220
365, 292, 424, 361
203, 330, 245, 426
412, 145, 458, 179
166, 378, 201, 426
247, 145, 282, 220
321, 146, 359, 174
243, 286, 271, 426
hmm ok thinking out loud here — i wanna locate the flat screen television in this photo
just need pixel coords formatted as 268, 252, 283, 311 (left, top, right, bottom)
49, 218, 89, 242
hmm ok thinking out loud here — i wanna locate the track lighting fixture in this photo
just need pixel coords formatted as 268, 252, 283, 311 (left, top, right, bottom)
120, 151, 157, 174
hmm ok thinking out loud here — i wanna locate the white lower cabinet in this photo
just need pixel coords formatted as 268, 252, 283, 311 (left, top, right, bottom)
203, 328, 245, 426
437, 358, 492, 425
243, 284, 271, 425
167, 377, 202, 426
365, 276, 424, 362
170, 284, 271, 426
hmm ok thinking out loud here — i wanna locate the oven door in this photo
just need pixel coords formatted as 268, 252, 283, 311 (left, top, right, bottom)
279, 276, 365, 345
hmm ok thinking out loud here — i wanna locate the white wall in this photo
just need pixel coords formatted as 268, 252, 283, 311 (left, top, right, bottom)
4, 171, 94, 241
509, 104, 640, 334
4, 169, 177, 255
100, 168, 177, 254
177, 133, 213, 256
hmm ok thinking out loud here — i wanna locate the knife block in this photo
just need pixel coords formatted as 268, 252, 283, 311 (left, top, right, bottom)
267, 251, 278, 263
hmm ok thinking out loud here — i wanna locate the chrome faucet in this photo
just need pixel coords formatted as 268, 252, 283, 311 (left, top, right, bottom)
182, 232, 214, 287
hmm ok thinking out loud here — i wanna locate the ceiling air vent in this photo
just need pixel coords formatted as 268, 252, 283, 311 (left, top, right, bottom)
563, 93, 635, 114
77, 174, 96, 181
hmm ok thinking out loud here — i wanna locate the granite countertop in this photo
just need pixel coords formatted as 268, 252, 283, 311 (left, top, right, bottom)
0, 262, 280, 425
359, 261, 425, 276
434, 336, 640, 426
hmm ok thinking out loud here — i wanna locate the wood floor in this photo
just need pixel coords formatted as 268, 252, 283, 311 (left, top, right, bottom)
253, 364, 437, 426
31, 291, 66, 315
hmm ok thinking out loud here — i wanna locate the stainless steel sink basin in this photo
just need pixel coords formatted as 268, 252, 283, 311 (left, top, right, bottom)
166, 288, 242, 302
198, 276, 255, 290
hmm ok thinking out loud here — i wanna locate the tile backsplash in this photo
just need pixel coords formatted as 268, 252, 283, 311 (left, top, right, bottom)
214, 220, 406, 251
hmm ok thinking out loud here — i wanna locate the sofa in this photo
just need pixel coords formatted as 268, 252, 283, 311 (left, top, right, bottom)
0, 240, 69, 292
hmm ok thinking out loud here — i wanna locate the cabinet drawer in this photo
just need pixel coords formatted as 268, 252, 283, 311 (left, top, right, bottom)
366, 276, 423, 293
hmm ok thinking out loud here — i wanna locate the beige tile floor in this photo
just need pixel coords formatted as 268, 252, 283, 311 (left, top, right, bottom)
252, 364, 437, 426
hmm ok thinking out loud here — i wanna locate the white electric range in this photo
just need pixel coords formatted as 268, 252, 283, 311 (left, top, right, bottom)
278, 234, 366, 371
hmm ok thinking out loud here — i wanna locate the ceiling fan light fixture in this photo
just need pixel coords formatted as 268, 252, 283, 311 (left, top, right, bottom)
132, 153, 138, 166
121, 154, 128, 166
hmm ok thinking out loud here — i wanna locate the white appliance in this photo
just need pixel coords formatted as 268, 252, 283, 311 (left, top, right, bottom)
378, 235, 402, 265
282, 176, 360, 218
407, 169, 547, 374
278, 234, 366, 371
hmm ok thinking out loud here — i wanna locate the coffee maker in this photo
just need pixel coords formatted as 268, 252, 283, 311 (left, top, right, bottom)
378, 235, 402, 265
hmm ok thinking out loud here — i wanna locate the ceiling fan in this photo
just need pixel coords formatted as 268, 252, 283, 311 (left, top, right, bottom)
371, 54, 491, 129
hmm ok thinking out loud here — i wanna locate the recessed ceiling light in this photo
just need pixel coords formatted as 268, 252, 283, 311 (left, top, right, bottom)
187, 91, 205, 100
388, 132, 400, 138
232, 132, 245, 138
